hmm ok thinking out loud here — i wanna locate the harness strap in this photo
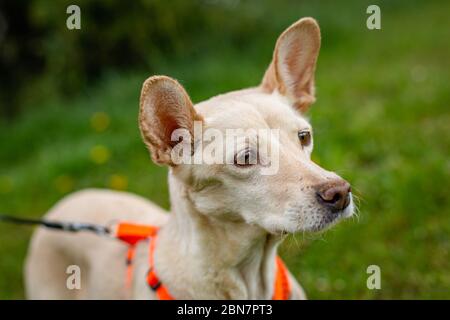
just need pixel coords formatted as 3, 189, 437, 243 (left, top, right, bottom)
272, 256, 292, 300
116, 222, 291, 300
115, 222, 158, 245
125, 245, 137, 289
146, 235, 173, 300
117, 222, 159, 292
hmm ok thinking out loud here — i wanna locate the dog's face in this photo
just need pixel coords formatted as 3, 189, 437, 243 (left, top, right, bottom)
139, 18, 354, 234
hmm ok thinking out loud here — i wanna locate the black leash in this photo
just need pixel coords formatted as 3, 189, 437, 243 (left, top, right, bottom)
0, 214, 111, 236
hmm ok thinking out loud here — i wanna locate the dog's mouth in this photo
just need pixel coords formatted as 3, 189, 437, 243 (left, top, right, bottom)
279, 196, 354, 234
310, 199, 354, 232
308, 211, 344, 232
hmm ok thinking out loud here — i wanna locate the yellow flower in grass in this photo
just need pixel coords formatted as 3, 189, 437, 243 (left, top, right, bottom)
0, 176, 13, 194
54, 175, 75, 194
109, 174, 128, 190
90, 145, 110, 165
90, 112, 110, 132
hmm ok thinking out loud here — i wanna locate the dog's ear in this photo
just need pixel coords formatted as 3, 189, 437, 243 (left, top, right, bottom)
261, 17, 321, 112
139, 75, 201, 166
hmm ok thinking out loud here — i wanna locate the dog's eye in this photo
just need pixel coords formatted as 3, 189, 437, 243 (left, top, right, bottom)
298, 130, 311, 147
234, 148, 256, 167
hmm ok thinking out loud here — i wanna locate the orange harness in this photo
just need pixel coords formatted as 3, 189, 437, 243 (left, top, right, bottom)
116, 222, 292, 300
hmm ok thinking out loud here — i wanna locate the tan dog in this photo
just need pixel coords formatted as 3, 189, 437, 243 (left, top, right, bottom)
25, 17, 354, 299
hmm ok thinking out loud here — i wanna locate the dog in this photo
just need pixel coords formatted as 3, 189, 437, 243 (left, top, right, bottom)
25, 17, 354, 299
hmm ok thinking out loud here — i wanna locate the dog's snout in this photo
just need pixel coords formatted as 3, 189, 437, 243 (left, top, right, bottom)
316, 180, 351, 212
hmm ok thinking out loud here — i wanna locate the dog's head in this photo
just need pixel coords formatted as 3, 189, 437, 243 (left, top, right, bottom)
139, 18, 354, 234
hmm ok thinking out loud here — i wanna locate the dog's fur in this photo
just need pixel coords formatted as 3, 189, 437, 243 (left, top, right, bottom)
25, 18, 354, 299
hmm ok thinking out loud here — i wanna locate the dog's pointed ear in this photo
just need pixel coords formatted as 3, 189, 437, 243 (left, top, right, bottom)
261, 17, 321, 112
139, 75, 201, 166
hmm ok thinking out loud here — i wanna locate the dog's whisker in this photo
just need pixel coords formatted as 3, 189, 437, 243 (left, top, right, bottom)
292, 233, 301, 250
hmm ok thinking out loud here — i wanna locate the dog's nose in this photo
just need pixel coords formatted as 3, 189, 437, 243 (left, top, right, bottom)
316, 180, 351, 212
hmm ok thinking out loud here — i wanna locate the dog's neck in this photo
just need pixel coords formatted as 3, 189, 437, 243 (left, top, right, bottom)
155, 172, 282, 299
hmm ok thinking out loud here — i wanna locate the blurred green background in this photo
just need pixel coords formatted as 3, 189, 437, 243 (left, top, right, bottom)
0, 0, 449, 299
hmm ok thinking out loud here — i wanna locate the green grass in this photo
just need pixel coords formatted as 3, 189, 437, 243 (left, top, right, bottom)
0, 0, 449, 299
